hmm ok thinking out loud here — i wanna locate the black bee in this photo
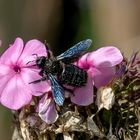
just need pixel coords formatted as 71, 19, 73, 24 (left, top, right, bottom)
30, 39, 92, 105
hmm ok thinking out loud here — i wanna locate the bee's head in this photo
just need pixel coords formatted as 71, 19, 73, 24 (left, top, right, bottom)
36, 56, 46, 68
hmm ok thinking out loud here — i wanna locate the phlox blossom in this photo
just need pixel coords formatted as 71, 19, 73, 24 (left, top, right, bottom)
0, 38, 50, 110
37, 91, 58, 124
70, 46, 123, 106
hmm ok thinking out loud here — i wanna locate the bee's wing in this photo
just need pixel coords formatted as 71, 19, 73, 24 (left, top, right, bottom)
56, 39, 92, 61
48, 74, 64, 106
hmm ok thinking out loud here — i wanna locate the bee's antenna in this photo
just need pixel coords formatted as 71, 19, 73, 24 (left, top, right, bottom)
44, 41, 53, 59
44, 40, 49, 51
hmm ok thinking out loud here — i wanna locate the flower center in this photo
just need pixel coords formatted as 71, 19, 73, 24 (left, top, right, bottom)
13, 65, 21, 73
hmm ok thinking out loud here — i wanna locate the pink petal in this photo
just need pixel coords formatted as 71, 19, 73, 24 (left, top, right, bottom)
0, 64, 14, 76
0, 75, 32, 110
87, 47, 123, 68
38, 94, 58, 124
21, 68, 51, 96
70, 76, 94, 106
18, 39, 47, 66
88, 67, 116, 88
0, 38, 24, 65
0, 64, 15, 96
77, 53, 89, 69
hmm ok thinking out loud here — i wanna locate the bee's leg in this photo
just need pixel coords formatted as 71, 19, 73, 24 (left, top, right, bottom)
29, 77, 47, 84
38, 70, 44, 76
59, 61, 65, 73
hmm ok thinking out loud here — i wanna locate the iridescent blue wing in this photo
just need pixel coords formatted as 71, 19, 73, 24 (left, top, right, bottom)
48, 74, 64, 106
56, 39, 92, 61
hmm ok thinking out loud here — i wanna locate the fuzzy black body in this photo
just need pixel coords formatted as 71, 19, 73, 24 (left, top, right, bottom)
38, 56, 87, 87
59, 64, 87, 87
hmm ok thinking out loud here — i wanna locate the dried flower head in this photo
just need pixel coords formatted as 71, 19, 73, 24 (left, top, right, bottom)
96, 87, 115, 110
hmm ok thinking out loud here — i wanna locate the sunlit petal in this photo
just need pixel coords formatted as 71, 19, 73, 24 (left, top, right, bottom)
0, 38, 24, 65
71, 76, 94, 106
0, 75, 32, 110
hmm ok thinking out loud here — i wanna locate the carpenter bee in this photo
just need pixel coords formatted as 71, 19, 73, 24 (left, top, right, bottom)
30, 39, 92, 106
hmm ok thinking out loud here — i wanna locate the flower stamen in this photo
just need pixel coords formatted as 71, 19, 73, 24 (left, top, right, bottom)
13, 65, 21, 73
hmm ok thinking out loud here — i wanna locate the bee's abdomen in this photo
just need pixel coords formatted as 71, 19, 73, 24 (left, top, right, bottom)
59, 64, 87, 87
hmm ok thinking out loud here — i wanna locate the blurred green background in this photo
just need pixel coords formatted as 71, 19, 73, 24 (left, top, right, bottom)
0, 0, 140, 139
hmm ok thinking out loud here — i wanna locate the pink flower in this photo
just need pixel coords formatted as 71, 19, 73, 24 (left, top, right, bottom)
70, 46, 123, 106
37, 92, 58, 124
0, 38, 50, 110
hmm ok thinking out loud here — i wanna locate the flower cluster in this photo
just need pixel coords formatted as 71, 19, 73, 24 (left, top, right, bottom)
0, 38, 123, 124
